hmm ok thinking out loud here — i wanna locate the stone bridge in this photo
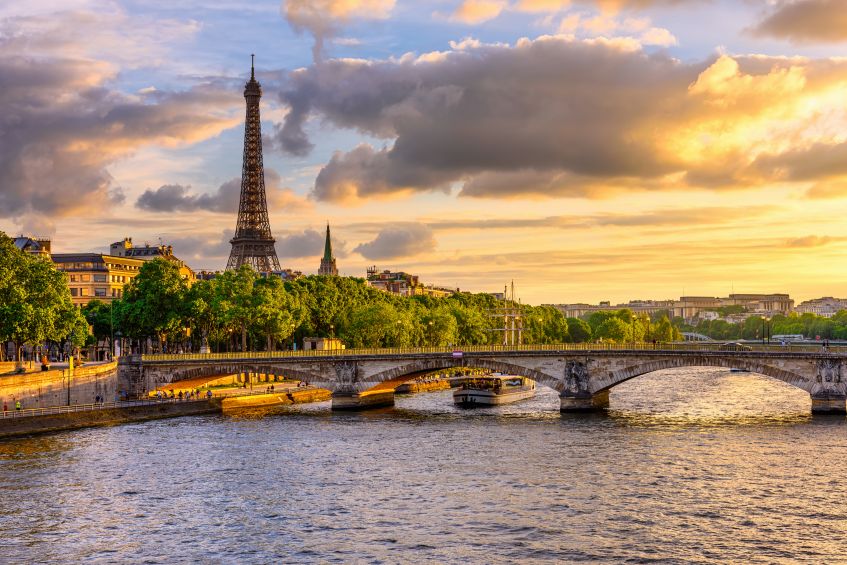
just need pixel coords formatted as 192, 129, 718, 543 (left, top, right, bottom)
118, 346, 847, 413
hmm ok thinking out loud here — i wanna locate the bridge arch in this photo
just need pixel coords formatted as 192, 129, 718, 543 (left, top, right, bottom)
595, 356, 812, 394
155, 363, 323, 387
364, 358, 563, 393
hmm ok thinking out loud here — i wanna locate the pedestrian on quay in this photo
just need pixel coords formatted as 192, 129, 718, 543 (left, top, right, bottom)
206, 390, 213, 399
15, 400, 21, 411
3, 401, 7, 413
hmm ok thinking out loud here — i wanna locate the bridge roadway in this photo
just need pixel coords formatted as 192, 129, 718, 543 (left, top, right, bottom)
118, 343, 847, 414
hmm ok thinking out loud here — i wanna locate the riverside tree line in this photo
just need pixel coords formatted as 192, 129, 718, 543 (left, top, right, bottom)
1, 230, 694, 361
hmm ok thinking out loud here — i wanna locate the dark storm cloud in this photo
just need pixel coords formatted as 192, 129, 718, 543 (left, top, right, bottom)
166, 230, 234, 266
751, 0, 847, 43
136, 180, 241, 213
134, 170, 310, 214
353, 223, 436, 260
0, 51, 241, 224
751, 142, 847, 182
274, 38, 847, 201
275, 37, 698, 201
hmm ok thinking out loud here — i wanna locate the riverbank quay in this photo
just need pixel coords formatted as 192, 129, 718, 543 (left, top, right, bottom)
395, 379, 452, 394
221, 387, 331, 412
0, 398, 220, 439
0, 361, 118, 410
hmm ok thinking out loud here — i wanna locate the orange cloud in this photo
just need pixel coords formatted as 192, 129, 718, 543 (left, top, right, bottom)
450, 0, 508, 24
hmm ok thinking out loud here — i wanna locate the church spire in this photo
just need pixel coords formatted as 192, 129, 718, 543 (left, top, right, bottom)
323, 223, 333, 261
319, 222, 339, 276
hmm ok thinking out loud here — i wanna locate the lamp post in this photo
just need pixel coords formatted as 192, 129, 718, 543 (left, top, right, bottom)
630, 314, 636, 346
761, 316, 766, 345
428, 320, 434, 346
110, 300, 114, 359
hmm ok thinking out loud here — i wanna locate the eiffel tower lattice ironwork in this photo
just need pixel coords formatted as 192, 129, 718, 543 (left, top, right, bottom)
226, 55, 281, 273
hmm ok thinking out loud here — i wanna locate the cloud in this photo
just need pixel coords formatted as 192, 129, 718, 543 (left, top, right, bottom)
275, 36, 847, 202
276, 228, 348, 259
751, 0, 847, 44
786, 235, 834, 248
450, 0, 508, 24
0, 58, 240, 222
516, 0, 704, 13
135, 170, 311, 213
353, 223, 436, 260
282, 0, 396, 61
166, 230, 234, 267
0, 7, 243, 229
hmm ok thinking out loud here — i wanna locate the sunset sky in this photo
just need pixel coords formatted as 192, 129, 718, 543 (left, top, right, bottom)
2, 0, 847, 304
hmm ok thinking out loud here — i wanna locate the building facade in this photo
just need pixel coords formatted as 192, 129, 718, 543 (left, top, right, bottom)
52, 253, 145, 305
795, 297, 847, 318
51, 238, 195, 306
551, 300, 675, 319
552, 293, 794, 322
366, 267, 457, 298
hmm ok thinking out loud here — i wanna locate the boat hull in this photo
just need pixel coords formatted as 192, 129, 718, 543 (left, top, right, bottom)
453, 386, 536, 407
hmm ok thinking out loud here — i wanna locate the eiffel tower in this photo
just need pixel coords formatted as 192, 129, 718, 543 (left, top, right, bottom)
226, 55, 281, 273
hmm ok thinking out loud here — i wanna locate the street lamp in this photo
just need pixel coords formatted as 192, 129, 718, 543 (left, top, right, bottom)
428, 320, 434, 346
630, 314, 636, 346
760, 316, 767, 345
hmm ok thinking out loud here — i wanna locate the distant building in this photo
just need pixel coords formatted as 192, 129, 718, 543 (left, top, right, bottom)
52, 238, 195, 306
551, 293, 794, 322
672, 294, 793, 321
52, 253, 145, 306
366, 266, 457, 298
13, 235, 51, 258
318, 224, 338, 276
302, 337, 344, 351
795, 297, 847, 318
551, 300, 675, 319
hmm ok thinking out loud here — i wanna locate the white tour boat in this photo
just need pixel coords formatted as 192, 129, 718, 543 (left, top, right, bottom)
453, 374, 536, 407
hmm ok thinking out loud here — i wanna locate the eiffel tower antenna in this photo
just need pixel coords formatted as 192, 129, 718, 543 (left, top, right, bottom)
226, 55, 281, 273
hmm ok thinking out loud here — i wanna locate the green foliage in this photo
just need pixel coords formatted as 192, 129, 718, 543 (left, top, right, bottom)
0, 232, 84, 361
119, 258, 189, 345
566, 318, 592, 342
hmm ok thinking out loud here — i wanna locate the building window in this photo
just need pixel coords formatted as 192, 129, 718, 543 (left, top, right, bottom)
80, 288, 88, 296
95, 288, 107, 297
69, 275, 78, 282
93, 274, 107, 283
70, 288, 78, 297
81, 274, 90, 282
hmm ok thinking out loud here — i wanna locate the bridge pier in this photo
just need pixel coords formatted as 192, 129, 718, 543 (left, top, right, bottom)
811, 395, 847, 415
560, 390, 609, 412
331, 391, 395, 411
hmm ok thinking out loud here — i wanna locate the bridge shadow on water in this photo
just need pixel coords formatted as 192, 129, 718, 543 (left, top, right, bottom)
224, 367, 846, 430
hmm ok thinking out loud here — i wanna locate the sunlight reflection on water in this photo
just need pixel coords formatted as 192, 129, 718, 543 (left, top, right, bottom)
1, 367, 845, 563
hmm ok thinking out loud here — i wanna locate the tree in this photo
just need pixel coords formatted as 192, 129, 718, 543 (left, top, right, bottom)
595, 317, 629, 343
82, 300, 114, 354
421, 305, 459, 346
120, 258, 189, 352
251, 276, 297, 350
0, 233, 83, 368
567, 318, 592, 343
213, 266, 258, 352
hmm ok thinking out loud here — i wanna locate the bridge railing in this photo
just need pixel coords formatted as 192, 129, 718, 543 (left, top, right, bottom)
139, 341, 846, 362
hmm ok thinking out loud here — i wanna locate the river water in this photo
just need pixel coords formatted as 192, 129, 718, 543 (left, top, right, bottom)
2, 367, 846, 564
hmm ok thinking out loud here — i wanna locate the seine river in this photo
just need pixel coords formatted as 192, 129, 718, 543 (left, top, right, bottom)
2, 367, 847, 563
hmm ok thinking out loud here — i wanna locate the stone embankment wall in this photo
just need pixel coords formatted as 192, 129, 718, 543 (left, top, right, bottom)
221, 388, 331, 412
0, 363, 118, 410
395, 380, 452, 394
0, 401, 218, 440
